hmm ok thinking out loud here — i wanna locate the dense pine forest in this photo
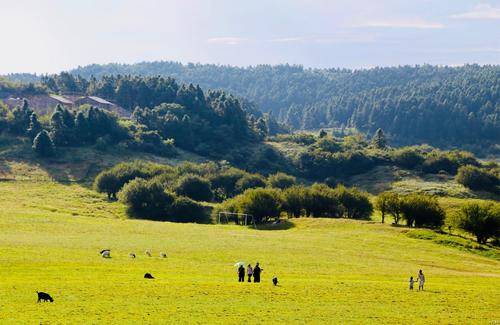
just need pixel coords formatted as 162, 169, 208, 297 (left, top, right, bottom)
5, 63, 499, 154
70, 63, 500, 152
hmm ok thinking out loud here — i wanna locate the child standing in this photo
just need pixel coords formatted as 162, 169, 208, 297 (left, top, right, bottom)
409, 276, 416, 290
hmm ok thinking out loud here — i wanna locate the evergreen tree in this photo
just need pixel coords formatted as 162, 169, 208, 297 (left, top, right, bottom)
27, 112, 43, 140
32, 130, 55, 157
50, 110, 67, 146
372, 128, 387, 149
10, 99, 33, 135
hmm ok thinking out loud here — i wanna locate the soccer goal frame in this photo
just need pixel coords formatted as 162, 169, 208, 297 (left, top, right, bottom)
217, 212, 257, 228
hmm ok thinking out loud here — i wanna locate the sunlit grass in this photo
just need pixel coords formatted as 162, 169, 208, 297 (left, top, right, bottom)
1, 177, 499, 323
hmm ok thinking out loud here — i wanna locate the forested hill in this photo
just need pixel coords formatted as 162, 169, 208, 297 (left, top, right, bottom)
4, 63, 500, 152
70, 63, 500, 152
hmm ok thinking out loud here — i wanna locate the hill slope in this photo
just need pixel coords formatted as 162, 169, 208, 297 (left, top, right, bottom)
64, 62, 500, 153
0, 159, 499, 323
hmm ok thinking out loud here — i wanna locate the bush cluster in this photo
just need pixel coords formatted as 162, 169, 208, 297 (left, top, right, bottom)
456, 165, 499, 193
376, 192, 445, 228
215, 183, 373, 223
94, 161, 301, 221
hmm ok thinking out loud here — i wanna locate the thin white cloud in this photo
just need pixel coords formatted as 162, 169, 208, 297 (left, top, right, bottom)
268, 34, 377, 44
352, 19, 445, 29
269, 37, 304, 43
206, 37, 247, 45
451, 4, 500, 20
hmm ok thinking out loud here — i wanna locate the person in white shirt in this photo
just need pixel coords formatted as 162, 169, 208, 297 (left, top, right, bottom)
418, 270, 425, 291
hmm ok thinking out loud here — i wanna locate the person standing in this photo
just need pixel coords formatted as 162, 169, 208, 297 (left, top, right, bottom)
238, 264, 245, 282
418, 270, 425, 291
253, 262, 262, 283
409, 276, 415, 290
247, 264, 253, 282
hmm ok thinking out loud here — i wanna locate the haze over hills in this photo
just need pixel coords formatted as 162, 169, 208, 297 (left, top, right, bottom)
4, 62, 499, 154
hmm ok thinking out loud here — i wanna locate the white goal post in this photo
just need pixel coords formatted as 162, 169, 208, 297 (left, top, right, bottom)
217, 212, 257, 228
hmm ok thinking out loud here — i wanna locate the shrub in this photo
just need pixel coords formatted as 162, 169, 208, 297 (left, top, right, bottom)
118, 178, 175, 220
422, 154, 456, 174
456, 203, 500, 244
169, 196, 207, 223
315, 137, 341, 152
303, 183, 342, 218
235, 174, 266, 193
333, 185, 373, 220
400, 194, 445, 228
237, 188, 282, 223
281, 185, 307, 217
456, 165, 499, 192
94, 171, 121, 199
32, 130, 54, 157
267, 172, 297, 189
174, 174, 213, 202
131, 130, 177, 157
391, 148, 424, 169
94, 161, 171, 196
209, 168, 247, 199
422, 150, 477, 174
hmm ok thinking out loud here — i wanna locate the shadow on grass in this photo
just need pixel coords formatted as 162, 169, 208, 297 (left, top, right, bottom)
250, 219, 296, 231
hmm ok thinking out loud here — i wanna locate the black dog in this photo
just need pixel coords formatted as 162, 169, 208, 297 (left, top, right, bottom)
272, 276, 278, 286
37, 291, 54, 303
144, 273, 154, 279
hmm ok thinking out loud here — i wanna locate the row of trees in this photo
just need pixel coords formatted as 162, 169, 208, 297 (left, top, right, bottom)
94, 160, 298, 203
376, 192, 500, 244
94, 161, 498, 244
214, 184, 373, 223
94, 160, 373, 223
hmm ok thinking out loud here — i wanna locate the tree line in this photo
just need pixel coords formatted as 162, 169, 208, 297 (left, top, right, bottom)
94, 160, 499, 245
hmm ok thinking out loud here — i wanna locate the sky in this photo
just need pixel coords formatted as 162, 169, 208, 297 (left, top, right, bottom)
0, 0, 499, 74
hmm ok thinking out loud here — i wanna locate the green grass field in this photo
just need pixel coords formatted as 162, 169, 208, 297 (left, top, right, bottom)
1, 175, 499, 324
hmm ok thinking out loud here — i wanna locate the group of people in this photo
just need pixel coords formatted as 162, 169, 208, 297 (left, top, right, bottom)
409, 270, 425, 291
238, 263, 262, 283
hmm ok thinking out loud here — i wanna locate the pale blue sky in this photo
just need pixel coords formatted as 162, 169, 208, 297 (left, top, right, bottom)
0, 0, 499, 74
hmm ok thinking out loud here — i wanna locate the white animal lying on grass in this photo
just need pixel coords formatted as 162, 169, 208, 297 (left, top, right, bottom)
160, 252, 167, 258
100, 249, 111, 258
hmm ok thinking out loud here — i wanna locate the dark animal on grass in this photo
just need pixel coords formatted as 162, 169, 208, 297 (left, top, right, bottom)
36, 291, 54, 303
144, 273, 154, 279
272, 276, 278, 286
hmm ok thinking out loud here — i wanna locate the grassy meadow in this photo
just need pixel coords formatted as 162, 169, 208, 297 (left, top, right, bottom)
1, 168, 499, 324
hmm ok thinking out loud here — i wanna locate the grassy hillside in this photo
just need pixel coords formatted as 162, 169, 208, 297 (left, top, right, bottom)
0, 160, 499, 323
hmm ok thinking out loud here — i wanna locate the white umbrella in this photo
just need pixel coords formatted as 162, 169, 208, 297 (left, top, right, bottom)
234, 261, 245, 267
